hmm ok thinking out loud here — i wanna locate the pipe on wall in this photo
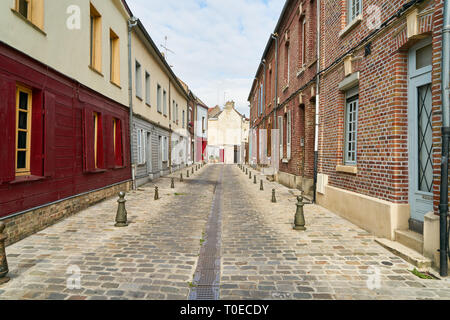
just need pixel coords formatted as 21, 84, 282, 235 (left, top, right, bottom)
313, 0, 321, 203
440, 0, 450, 277
127, 17, 138, 190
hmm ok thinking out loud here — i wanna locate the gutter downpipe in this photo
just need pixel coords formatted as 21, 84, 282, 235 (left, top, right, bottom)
271, 33, 279, 172
313, 0, 321, 203
262, 59, 266, 166
440, 0, 450, 277
128, 17, 138, 190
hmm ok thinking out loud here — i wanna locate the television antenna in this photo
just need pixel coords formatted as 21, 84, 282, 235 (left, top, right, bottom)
160, 36, 175, 67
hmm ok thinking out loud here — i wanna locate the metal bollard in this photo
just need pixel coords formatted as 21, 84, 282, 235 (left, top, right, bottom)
154, 186, 160, 200
171, 178, 175, 189
187, 170, 190, 178
293, 195, 307, 231
0, 221, 10, 285
260, 179, 264, 191
192, 167, 194, 174
115, 192, 128, 227
246, 168, 248, 175
180, 173, 183, 182
249, 171, 252, 179
272, 189, 277, 203
254, 175, 257, 184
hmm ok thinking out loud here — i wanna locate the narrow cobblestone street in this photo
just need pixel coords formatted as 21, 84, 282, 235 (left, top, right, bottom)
0, 164, 449, 300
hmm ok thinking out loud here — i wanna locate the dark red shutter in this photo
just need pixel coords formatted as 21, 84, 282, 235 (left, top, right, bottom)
82, 105, 95, 172
43, 91, 56, 177
105, 115, 114, 169
115, 119, 123, 167
121, 116, 129, 167
97, 113, 104, 169
0, 79, 16, 184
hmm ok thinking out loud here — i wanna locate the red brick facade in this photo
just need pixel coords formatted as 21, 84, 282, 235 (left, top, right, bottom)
249, 0, 448, 227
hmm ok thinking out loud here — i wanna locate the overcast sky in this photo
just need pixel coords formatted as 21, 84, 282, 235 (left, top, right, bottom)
126, 0, 285, 117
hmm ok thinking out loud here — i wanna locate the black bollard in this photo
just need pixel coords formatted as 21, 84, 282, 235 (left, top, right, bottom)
171, 178, 175, 189
0, 221, 9, 285
249, 171, 252, 179
115, 192, 128, 227
272, 189, 277, 203
294, 195, 307, 231
187, 170, 190, 178
180, 173, 183, 182
192, 167, 194, 174
154, 186, 160, 200
254, 175, 257, 184
260, 179, 264, 191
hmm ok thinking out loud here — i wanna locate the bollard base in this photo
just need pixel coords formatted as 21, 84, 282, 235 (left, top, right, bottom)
293, 226, 306, 231
0, 277, 10, 285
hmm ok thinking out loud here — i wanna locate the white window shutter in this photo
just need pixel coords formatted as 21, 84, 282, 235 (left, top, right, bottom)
287, 111, 291, 160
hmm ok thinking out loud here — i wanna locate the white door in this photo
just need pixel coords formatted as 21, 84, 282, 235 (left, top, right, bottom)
408, 38, 433, 225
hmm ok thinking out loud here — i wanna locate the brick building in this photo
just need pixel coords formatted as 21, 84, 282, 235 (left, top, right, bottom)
248, 0, 318, 197
248, 0, 449, 271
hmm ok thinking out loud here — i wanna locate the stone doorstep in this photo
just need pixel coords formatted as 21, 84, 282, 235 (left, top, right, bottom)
374, 238, 432, 271
395, 229, 424, 255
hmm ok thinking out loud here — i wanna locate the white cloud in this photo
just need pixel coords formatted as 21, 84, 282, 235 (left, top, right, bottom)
126, 0, 285, 117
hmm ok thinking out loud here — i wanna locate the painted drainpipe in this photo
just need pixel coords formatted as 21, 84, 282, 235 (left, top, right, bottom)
440, 0, 450, 277
313, 0, 321, 203
128, 17, 138, 190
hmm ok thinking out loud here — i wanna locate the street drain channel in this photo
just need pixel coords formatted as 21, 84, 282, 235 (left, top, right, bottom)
189, 166, 224, 300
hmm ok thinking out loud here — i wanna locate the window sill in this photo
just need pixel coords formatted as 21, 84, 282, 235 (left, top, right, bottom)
89, 65, 104, 77
282, 85, 289, 92
146, 103, 151, 108
336, 165, 357, 175
282, 158, 289, 164
110, 81, 121, 89
339, 15, 362, 38
136, 95, 143, 101
11, 9, 46, 36
87, 169, 107, 174
113, 165, 126, 170
10, 175, 46, 185
296, 67, 306, 78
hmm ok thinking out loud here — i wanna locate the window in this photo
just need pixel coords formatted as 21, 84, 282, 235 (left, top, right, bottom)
157, 84, 162, 112
90, 4, 102, 72
278, 116, 283, 159
344, 92, 359, 165
92, 112, 104, 168
284, 44, 290, 84
202, 116, 205, 133
299, 19, 306, 66
15, 85, 32, 176
135, 61, 142, 99
163, 90, 167, 116
348, 0, 362, 23
176, 103, 179, 123
110, 29, 120, 85
113, 118, 123, 167
182, 110, 185, 128
145, 72, 151, 105
172, 100, 176, 123
287, 111, 292, 159
137, 129, 146, 165
15, 0, 44, 30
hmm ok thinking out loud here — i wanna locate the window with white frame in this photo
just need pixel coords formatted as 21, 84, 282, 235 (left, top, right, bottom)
278, 116, 283, 159
137, 129, 146, 165
348, 0, 362, 24
163, 90, 167, 115
344, 89, 359, 165
157, 84, 162, 112
287, 110, 292, 159
135, 60, 142, 99
145, 72, 150, 105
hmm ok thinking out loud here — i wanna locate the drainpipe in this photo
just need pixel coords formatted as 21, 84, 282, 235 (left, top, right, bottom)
313, 0, 321, 203
271, 33, 279, 169
262, 59, 266, 164
440, 0, 450, 277
128, 17, 138, 190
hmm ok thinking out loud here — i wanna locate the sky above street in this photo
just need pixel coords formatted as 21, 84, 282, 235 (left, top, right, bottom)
126, 0, 285, 117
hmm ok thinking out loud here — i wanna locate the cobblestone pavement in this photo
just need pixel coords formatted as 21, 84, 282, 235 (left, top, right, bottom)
0, 164, 449, 300
0, 165, 217, 300
220, 165, 450, 300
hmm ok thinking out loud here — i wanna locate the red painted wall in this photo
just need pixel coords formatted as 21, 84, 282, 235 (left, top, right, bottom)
0, 42, 131, 218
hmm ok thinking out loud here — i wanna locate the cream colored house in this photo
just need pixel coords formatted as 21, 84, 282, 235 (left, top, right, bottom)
208, 101, 248, 164
0, 0, 130, 107
130, 20, 189, 186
